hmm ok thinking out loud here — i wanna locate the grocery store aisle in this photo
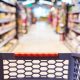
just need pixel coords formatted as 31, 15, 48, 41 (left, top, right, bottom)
13, 21, 70, 53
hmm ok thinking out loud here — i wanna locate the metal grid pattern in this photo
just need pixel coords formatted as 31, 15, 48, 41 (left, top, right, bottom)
3, 59, 69, 80
73, 58, 80, 80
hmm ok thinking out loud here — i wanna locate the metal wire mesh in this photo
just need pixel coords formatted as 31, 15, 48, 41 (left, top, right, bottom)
3, 59, 69, 80
0, 53, 79, 80
73, 58, 80, 80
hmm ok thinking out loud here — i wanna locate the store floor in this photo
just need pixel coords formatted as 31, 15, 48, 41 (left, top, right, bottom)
13, 21, 70, 53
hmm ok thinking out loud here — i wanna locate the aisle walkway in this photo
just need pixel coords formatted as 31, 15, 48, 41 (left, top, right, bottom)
13, 21, 70, 53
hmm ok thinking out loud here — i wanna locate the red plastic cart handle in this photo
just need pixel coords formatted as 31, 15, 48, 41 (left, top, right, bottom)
15, 53, 59, 58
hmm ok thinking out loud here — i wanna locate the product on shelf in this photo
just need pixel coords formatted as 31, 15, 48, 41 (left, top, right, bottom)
0, 39, 17, 52
77, 24, 80, 30
4, 43, 12, 51
71, 38, 79, 50
17, 3, 27, 35
0, 1, 17, 53
68, 14, 73, 20
0, 2, 16, 12
69, 22, 75, 28
8, 29, 16, 36
73, 14, 78, 20
10, 39, 17, 44
76, 36, 80, 41
0, 39, 3, 43
68, 30, 77, 39
79, 14, 80, 20
65, 3, 80, 53
3, 21, 15, 28
0, 21, 16, 34
2, 0, 17, 5
77, 45, 80, 53
11, 13, 16, 19
68, 22, 71, 27
0, 13, 6, 19
0, 24, 2, 31
0, 29, 16, 43
2, 34, 8, 41
0, 13, 16, 20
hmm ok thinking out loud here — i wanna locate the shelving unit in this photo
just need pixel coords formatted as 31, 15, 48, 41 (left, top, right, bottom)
69, 19, 80, 23
0, 8, 16, 13
69, 10, 80, 14
65, 3, 80, 53
17, 2, 28, 36
1, 0, 16, 6
0, 34, 16, 48
0, 18, 16, 23
0, 0, 18, 52
0, 25, 16, 35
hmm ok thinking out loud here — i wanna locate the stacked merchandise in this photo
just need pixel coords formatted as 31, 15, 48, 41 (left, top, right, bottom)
0, 0, 18, 52
51, 7, 59, 31
65, 3, 80, 53
27, 8, 32, 26
17, 3, 27, 35
52, 3, 67, 41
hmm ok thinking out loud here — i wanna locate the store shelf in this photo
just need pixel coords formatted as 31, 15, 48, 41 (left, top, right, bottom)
69, 19, 80, 23
8, 40, 18, 52
0, 42, 18, 53
0, 34, 16, 48
66, 3, 80, 53
64, 38, 77, 53
0, 0, 17, 53
1, 0, 16, 7
0, 26, 16, 35
0, 8, 16, 13
64, 36, 80, 53
69, 10, 80, 14
64, 40, 75, 53
0, 18, 16, 23
68, 27, 80, 34
64, 41, 75, 53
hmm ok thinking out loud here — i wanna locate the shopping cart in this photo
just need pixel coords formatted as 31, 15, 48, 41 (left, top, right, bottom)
0, 53, 80, 80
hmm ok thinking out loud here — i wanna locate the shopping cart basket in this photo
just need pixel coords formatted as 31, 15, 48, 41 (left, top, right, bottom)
0, 53, 80, 80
